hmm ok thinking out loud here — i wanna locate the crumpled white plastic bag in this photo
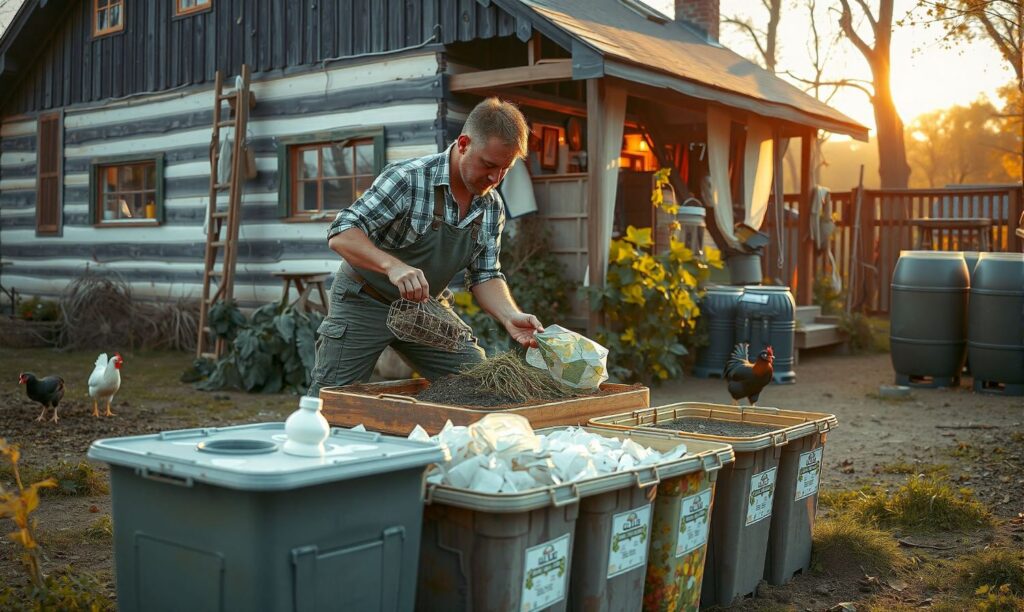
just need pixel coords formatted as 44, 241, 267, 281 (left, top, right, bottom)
411, 413, 688, 493
525, 324, 609, 390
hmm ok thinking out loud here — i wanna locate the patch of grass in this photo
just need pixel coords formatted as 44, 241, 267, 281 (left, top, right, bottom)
818, 483, 879, 511
84, 515, 114, 541
957, 549, 1024, 597
0, 570, 114, 611
851, 476, 992, 532
34, 460, 109, 496
813, 514, 905, 577
876, 461, 947, 476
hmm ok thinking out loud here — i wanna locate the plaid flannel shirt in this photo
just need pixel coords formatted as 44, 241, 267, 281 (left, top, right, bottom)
327, 144, 506, 287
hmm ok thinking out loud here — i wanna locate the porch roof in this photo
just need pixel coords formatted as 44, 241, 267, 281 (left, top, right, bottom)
504, 0, 870, 140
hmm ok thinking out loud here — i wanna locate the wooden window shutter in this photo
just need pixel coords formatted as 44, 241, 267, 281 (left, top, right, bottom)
36, 113, 62, 236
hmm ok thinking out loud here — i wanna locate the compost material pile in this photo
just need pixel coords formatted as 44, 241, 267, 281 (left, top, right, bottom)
417, 351, 580, 407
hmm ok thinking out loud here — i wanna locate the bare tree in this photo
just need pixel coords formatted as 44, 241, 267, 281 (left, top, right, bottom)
723, 0, 785, 72
838, 0, 912, 189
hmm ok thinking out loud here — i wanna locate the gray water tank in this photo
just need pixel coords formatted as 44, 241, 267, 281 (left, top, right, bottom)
694, 286, 744, 378
735, 286, 796, 384
890, 251, 969, 388
968, 252, 1024, 395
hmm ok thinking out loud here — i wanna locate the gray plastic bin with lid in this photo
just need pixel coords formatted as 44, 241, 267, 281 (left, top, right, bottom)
416, 426, 712, 612
87, 422, 443, 612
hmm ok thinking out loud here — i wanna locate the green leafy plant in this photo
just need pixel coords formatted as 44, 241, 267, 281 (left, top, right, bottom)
197, 303, 322, 394
207, 299, 247, 341
17, 296, 60, 322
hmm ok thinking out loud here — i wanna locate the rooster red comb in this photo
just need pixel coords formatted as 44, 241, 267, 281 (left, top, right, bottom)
766, 346, 774, 357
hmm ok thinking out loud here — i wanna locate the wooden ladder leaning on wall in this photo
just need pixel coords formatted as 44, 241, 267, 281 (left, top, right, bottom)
196, 64, 256, 360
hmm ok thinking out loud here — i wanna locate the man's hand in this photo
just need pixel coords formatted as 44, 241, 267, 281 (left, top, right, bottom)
504, 313, 544, 348
386, 262, 430, 302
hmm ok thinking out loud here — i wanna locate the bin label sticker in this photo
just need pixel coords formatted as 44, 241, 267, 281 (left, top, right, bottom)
740, 292, 770, 304
675, 488, 713, 557
794, 447, 824, 501
521, 533, 570, 612
746, 467, 777, 525
607, 504, 653, 578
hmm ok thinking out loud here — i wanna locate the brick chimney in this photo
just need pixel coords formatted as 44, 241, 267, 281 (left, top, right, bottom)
674, 0, 719, 42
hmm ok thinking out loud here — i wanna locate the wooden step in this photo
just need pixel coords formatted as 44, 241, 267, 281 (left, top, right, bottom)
795, 305, 823, 325
795, 322, 844, 349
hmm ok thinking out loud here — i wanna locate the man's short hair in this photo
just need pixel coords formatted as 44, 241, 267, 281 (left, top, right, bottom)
463, 97, 529, 159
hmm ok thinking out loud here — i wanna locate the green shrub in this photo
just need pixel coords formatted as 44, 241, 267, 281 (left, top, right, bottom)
17, 296, 60, 322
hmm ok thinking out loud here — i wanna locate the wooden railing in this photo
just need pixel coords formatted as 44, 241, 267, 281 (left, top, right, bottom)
760, 185, 1023, 315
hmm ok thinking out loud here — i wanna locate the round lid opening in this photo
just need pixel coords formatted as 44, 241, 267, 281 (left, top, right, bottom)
197, 439, 280, 455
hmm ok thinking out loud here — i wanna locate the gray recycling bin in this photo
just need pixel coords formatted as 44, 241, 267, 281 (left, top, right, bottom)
88, 422, 443, 612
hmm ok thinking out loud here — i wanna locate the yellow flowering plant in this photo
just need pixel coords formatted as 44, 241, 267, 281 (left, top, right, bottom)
589, 168, 723, 384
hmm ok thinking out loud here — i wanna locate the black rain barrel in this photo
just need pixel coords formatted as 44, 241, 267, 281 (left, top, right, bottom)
695, 286, 744, 378
961, 252, 980, 375
735, 286, 796, 384
890, 251, 969, 388
968, 252, 1024, 396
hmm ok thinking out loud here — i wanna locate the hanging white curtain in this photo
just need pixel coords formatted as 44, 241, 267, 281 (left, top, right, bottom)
743, 117, 774, 231
705, 106, 739, 248
596, 83, 628, 279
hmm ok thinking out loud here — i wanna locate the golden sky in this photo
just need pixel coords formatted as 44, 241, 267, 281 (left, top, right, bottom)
717, 0, 1013, 134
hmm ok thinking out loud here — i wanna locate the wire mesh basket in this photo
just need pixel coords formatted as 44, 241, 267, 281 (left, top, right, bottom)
386, 289, 475, 352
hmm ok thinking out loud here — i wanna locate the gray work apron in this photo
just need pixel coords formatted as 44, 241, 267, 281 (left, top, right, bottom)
308, 185, 487, 395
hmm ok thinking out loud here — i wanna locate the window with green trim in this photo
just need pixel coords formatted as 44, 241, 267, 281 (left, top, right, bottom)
278, 128, 385, 219
89, 155, 165, 226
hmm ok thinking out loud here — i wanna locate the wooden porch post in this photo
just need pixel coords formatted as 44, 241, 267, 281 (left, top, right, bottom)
796, 130, 814, 305
586, 79, 606, 336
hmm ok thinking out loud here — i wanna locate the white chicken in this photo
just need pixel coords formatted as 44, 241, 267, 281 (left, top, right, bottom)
88, 353, 123, 417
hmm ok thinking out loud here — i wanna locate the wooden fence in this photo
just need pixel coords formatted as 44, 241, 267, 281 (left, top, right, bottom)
760, 185, 1023, 315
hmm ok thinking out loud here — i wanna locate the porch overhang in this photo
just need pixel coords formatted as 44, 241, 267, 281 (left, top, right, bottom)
603, 60, 870, 142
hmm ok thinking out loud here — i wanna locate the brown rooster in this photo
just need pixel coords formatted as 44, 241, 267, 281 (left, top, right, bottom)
724, 343, 774, 409
18, 373, 66, 423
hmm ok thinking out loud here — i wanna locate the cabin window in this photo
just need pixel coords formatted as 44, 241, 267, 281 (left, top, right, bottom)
277, 128, 385, 220
36, 113, 63, 236
176, 0, 212, 17
89, 155, 165, 227
93, 0, 125, 37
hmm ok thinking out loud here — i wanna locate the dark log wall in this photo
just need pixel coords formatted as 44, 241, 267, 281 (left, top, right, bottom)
4, 0, 521, 116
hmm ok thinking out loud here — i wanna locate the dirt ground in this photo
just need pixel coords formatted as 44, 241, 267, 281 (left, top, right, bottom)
1, 346, 1021, 609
